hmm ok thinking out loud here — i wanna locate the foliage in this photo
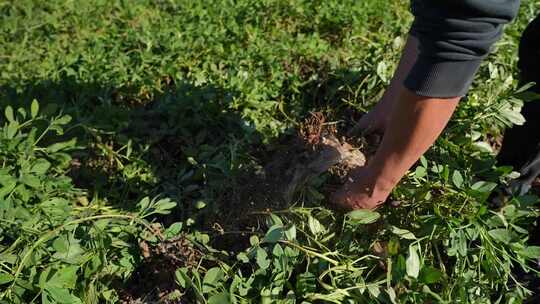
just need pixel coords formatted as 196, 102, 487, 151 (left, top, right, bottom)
0, 102, 178, 303
0, 0, 540, 303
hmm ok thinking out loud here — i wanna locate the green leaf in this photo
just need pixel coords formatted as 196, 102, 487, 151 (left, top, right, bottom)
164, 222, 183, 239
4, 106, 14, 122
47, 138, 77, 153
31, 99, 39, 118
518, 246, 540, 259
39, 267, 54, 289
52, 236, 69, 253
17, 107, 27, 119
138, 197, 150, 211
195, 200, 206, 209
46, 266, 78, 289
19, 173, 40, 189
6, 121, 18, 139
431, 164, 444, 174
414, 166, 426, 178
52, 237, 85, 264
452, 171, 464, 188
175, 267, 189, 288
55, 115, 72, 125
256, 247, 270, 269
471, 181, 497, 193
406, 245, 420, 278
308, 216, 325, 235
420, 156, 428, 168
30, 159, 51, 175
0, 181, 17, 200
45, 286, 81, 304
387, 287, 397, 304
516, 90, 540, 102
367, 285, 380, 298
393, 255, 407, 281
296, 272, 317, 294
40, 198, 72, 220
272, 244, 284, 257
237, 252, 249, 263
262, 225, 284, 243
203, 267, 224, 293
208, 292, 230, 304
267, 213, 284, 226
419, 266, 443, 284
488, 229, 514, 244
376, 61, 388, 82
515, 82, 537, 94
346, 210, 381, 224
388, 238, 400, 256
153, 198, 177, 214
49, 124, 65, 135
391, 226, 416, 240
249, 235, 259, 246
500, 107, 525, 126
194, 232, 210, 245
473, 141, 494, 154
284, 224, 296, 241
0, 173, 16, 186
448, 230, 467, 257
0, 273, 14, 285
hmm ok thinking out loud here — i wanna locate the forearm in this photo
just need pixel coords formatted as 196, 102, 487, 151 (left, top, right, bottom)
364, 0, 519, 194
367, 89, 459, 192
333, 1, 519, 210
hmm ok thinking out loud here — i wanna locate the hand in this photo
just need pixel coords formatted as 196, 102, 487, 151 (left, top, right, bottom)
330, 167, 392, 210
348, 100, 391, 136
334, 89, 460, 211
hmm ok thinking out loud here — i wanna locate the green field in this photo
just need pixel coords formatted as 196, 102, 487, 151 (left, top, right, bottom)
1, 0, 540, 303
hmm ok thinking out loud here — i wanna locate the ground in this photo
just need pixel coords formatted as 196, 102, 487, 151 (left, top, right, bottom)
1, 1, 540, 303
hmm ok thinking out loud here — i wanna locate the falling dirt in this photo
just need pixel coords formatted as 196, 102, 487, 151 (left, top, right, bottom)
208, 112, 371, 251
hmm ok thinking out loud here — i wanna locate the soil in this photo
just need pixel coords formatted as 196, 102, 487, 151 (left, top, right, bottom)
115, 109, 539, 303
118, 112, 373, 303
118, 234, 203, 304
205, 112, 371, 250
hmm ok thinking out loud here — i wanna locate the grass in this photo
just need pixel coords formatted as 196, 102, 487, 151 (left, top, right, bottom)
1, 0, 540, 303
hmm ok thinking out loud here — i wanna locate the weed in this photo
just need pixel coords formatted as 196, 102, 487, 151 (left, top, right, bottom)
1, 0, 539, 303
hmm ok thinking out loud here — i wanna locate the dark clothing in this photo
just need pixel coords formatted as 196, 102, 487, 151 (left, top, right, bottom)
517, 15, 540, 93
497, 15, 540, 195
406, 0, 520, 97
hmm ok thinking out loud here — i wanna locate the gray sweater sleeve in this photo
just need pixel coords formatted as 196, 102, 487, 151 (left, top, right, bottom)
405, 0, 520, 98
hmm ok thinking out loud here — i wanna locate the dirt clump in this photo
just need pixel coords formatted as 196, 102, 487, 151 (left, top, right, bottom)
209, 112, 369, 249
119, 233, 203, 304
282, 112, 366, 202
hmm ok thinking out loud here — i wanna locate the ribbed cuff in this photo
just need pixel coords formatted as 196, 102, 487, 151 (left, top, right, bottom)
404, 57, 482, 98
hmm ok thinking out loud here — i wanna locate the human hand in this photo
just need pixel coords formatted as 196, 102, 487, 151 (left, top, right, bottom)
330, 167, 392, 210
348, 101, 391, 137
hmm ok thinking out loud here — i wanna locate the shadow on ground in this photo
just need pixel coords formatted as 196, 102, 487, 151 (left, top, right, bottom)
0, 71, 370, 301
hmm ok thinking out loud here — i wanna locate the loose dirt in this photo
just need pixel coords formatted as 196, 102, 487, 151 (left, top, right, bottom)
121, 112, 374, 303
208, 112, 371, 249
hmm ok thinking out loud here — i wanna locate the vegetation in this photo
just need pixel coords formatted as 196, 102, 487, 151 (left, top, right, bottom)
1, 0, 540, 303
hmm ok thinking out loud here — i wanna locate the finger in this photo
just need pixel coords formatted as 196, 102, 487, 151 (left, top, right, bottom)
347, 114, 377, 137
